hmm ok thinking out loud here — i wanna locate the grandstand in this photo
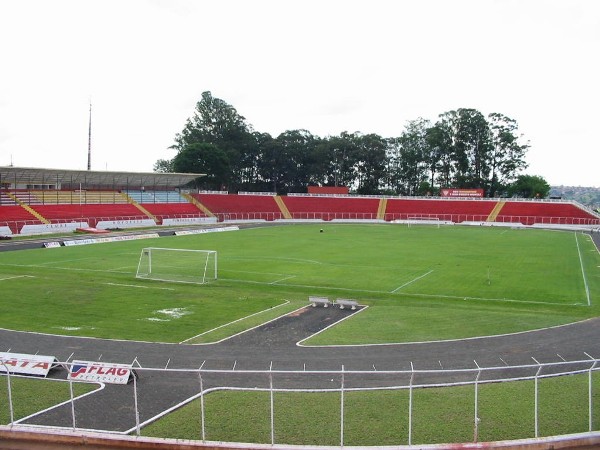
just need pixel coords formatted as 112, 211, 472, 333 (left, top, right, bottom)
2, 166, 600, 235
192, 192, 285, 221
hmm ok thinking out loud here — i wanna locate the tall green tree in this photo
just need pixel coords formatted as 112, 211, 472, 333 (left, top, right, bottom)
507, 175, 550, 198
171, 142, 230, 190
487, 113, 529, 197
172, 91, 254, 191
390, 119, 430, 195
452, 108, 491, 189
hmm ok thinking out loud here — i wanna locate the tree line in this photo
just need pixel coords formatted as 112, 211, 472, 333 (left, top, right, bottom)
155, 91, 548, 197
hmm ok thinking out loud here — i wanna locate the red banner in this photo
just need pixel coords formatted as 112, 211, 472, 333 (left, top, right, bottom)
440, 188, 484, 198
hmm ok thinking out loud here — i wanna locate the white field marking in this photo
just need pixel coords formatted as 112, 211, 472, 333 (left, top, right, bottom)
391, 270, 434, 293
269, 275, 297, 285
111, 266, 136, 272
0, 263, 130, 275
0, 275, 35, 281
220, 277, 573, 307
225, 269, 295, 276
575, 233, 591, 306
304, 316, 599, 348
104, 282, 175, 291
297, 305, 368, 347
228, 256, 324, 265
179, 300, 291, 344
13, 380, 105, 425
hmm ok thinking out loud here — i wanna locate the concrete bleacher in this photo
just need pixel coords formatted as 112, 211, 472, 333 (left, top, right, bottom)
385, 198, 497, 223
0, 192, 18, 206
0, 205, 42, 234
140, 202, 206, 218
193, 193, 284, 221
31, 204, 146, 227
126, 190, 185, 203
283, 195, 380, 220
496, 201, 598, 225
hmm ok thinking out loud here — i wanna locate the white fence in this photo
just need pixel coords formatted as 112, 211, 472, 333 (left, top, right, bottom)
3, 358, 600, 447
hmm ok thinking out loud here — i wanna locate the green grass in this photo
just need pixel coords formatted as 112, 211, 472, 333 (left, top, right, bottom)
0, 377, 98, 424
3, 223, 600, 445
141, 371, 600, 445
1, 224, 599, 343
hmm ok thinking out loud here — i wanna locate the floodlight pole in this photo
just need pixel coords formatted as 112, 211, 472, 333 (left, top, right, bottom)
87, 101, 92, 171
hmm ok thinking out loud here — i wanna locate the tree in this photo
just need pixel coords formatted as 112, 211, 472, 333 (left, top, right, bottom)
323, 132, 360, 189
452, 108, 491, 189
171, 142, 230, 190
171, 91, 254, 191
153, 158, 173, 173
507, 175, 550, 198
487, 113, 529, 197
389, 119, 429, 195
430, 113, 457, 189
274, 130, 319, 194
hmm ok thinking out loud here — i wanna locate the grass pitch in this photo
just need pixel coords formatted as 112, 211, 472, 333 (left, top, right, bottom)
0, 224, 598, 344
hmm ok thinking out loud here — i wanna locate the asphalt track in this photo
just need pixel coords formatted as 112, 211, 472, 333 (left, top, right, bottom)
1, 227, 600, 435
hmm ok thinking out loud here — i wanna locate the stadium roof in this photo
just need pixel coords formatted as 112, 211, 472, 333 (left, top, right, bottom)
0, 166, 205, 189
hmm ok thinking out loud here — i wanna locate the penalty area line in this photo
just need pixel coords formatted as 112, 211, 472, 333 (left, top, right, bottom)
179, 300, 291, 344
270, 275, 297, 285
104, 282, 175, 291
0, 275, 35, 281
391, 270, 434, 293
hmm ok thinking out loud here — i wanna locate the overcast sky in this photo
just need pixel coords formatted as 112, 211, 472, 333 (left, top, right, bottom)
1, 0, 598, 187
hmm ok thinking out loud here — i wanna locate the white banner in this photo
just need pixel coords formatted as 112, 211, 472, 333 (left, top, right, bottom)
0, 352, 58, 377
68, 360, 133, 384
174, 226, 239, 236
63, 233, 159, 247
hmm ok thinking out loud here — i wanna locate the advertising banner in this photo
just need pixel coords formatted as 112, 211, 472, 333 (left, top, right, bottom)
68, 360, 133, 384
0, 352, 58, 377
440, 188, 484, 198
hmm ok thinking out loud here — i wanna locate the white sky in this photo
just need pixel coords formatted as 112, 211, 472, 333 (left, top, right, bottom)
1, 0, 598, 187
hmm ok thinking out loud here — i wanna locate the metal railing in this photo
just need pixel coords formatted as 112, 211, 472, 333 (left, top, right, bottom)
3, 358, 600, 446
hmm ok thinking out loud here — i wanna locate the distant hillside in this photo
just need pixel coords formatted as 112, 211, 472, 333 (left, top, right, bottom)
550, 186, 600, 210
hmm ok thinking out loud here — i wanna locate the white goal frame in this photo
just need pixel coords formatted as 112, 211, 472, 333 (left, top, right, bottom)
135, 248, 217, 285
407, 216, 442, 228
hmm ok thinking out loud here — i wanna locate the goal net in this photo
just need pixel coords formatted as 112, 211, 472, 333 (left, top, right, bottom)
407, 216, 441, 228
135, 248, 217, 284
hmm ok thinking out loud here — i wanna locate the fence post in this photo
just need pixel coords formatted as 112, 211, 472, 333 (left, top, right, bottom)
198, 361, 206, 442
533, 358, 542, 438
133, 372, 140, 436
68, 378, 76, 429
408, 362, 414, 446
340, 365, 345, 448
269, 361, 275, 446
1, 362, 14, 426
585, 354, 598, 432
474, 361, 481, 443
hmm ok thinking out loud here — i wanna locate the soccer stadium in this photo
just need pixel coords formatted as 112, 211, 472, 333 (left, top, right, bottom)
2, 165, 600, 449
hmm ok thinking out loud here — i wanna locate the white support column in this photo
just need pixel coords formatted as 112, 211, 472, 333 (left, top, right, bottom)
340, 365, 345, 448
133, 373, 140, 436
199, 361, 206, 442
69, 379, 76, 429
533, 358, 542, 438
474, 360, 481, 443
269, 362, 275, 446
1, 362, 14, 426
408, 362, 414, 446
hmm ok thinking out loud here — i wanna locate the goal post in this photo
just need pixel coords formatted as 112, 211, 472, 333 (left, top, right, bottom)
407, 216, 441, 228
135, 248, 217, 285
